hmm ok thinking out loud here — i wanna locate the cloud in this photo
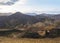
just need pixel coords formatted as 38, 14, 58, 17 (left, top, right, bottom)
0, 0, 19, 5
13, 0, 27, 5
0, 0, 29, 13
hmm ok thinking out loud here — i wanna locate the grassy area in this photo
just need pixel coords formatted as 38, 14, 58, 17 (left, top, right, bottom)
0, 37, 60, 43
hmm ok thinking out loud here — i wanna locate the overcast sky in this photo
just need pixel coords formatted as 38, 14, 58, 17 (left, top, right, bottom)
0, 0, 60, 14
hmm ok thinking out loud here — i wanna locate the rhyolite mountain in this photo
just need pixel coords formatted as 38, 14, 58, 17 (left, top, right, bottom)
7, 12, 44, 25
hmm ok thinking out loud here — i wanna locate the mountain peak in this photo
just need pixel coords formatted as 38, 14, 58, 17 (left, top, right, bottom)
14, 12, 23, 15
11, 12, 24, 16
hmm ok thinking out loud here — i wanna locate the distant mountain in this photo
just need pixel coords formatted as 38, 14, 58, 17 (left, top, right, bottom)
26, 13, 55, 16
26, 13, 38, 16
39, 13, 54, 17
0, 13, 12, 16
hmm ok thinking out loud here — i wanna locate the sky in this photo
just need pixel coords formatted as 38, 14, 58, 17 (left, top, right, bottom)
0, 0, 60, 14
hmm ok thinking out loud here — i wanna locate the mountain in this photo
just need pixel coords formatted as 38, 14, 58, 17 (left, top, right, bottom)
35, 13, 60, 21
50, 14, 60, 20
0, 13, 12, 16
26, 13, 38, 16
8, 12, 39, 24
39, 13, 54, 17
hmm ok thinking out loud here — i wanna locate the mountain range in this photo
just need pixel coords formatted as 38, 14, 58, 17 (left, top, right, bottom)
0, 12, 60, 28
